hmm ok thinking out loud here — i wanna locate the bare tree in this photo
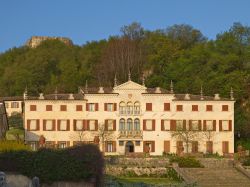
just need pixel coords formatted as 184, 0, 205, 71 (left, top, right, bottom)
98, 122, 115, 152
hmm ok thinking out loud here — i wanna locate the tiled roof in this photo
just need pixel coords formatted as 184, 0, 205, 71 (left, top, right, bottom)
80, 87, 114, 94
0, 96, 23, 101
173, 94, 232, 101
27, 93, 85, 100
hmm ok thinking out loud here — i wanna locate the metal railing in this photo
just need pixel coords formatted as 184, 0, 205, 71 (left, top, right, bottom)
118, 130, 143, 138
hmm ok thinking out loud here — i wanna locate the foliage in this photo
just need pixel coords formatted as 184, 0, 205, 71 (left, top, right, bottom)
5, 128, 24, 141
236, 139, 250, 150
8, 113, 23, 129
243, 157, 250, 166
165, 167, 183, 182
169, 156, 204, 168
0, 144, 104, 184
1, 22, 250, 137
0, 141, 30, 152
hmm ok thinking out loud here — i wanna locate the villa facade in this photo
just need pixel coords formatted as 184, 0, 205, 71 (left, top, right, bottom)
24, 79, 235, 155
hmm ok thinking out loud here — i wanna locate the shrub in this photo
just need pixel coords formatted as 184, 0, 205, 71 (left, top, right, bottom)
0, 141, 30, 152
169, 156, 204, 168
243, 157, 250, 166
0, 144, 104, 185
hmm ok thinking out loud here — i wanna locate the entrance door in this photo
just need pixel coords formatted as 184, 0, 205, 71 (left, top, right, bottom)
125, 141, 134, 153
222, 141, 229, 154
176, 141, 183, 155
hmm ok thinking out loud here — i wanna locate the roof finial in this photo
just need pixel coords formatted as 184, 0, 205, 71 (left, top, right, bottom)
142, 73, 145, 86
200, 85, 204, 100
85, 80, 88, 93
114, 74, 117, 87
55, 87, 58, 100
170, 80, 174, 94
128, 70, 131, 81
230, 87, 234, 100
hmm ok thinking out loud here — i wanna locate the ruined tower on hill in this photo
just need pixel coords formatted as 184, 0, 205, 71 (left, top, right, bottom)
25, 36, 73, 48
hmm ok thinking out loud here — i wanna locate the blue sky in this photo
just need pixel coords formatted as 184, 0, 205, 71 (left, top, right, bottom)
0, 0, 250, 52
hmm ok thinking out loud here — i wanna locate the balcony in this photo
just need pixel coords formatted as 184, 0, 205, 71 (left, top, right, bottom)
119, 109, 141, 116
118, 130, 143, 139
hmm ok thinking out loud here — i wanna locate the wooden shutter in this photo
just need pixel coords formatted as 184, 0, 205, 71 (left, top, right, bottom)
189, 120, 192, 130
143, 141, 146, 152
164, 103, 170, 111
67, 120, 70, 131
86, 120, 90, 130
86, 103, 89, 111
164, 141, 170, 153
143, 120, 146, 130
36, 120, 39, 131
113, 141, 116, 152
104, 103, 107, 111
213, 120, 216, 131
73, 120, 76, 131
222, 105, 228, 111
113, 120, 116, 131
114, 103, 117, 111
46, 105, 52, 111
57, 120, 61, 131
183, 120, 186, 130
105, 120, 108, 131
60, 105, 67, 111
95, 120, 98, 131
151, 141, 155, 152
105, 142, 108, 152
43, 120, 46, 131
152, 120, 155, 131
52, 120, 56, 131
170, 120, 176, 131
222, 141, 229, 154
219, 120, 222, 131
161, 120, 164, 131
192, 105, 198, 111
30, 105, 36, 111
203, 120, 207, 131
146, 103, 152, 111
192, 141, 198, 153
198, 120, 202, 130
76, 105, 82, 111
66, 141, 70, 147
176, 105, 183, 111
229, 120, 232, 131
206, 141, 213, 153
83, 120, 86, 130
95, 103, 99, 111
27, 120, 31, 130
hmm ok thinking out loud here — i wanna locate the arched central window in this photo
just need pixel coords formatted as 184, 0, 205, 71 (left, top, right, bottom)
134, 118, 140, 130
134, 102, 140, 115
127, 118, 133, 131
119, 102, 126, 115
127, 102, 133, 115
119, 118, 125, 131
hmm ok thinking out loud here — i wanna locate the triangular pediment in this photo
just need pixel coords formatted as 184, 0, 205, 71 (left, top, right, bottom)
113, 81, 147, 91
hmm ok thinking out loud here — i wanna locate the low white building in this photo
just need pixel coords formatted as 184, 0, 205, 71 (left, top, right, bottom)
24, 79, 235, 155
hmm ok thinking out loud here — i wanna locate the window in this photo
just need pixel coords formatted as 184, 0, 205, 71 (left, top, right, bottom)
105, 103, 116, 111
119, 102, 126, 115
135, 141, 140, 146
44, 120, 54, 131
192, 105, 198, 111
89, 103, 95, 111
75, 120, 84, 131
28, 119, 38, 131
176, 120, 184, 130
164, 103, 170, 111
190, 120, 199, 130
134, 119, 140, 130
176, 105, 183, 111
127, 102, 133, 114
46, 105, 52, 111
127, 118, 133, 131
162, 120, 170, 131
76, 105, 82, 111
222, 105, 229, 111
134, 102, 140, 114
30, 105, 36, 111
206, 120, 213, 131
11, 102, 19, 108
144, 120, 154, 131
89, 120, 96, 131
206, 105, 213, 111
59, 120, 68, 131
58, 142, 67, 149
206, 141, 213, 154
119, 141, 124, 146
146, 103, 152, 111
60, 105, 67, 111
222, 120, 229, 131
107, 142, 113, 152
108, 120, 114, 130
192, 141, 198, 153
143, 141, 155, 152
119, 119, 126, 130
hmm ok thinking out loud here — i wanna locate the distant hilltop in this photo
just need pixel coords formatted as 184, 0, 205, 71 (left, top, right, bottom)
25, 36, 73, 48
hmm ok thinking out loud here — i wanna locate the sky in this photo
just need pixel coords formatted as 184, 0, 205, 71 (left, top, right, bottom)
1, 0, 250, 53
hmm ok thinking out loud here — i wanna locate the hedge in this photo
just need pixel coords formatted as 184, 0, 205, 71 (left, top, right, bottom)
0, 144, 104, 185
0, 141, 30, 151
169, 156, 204, 168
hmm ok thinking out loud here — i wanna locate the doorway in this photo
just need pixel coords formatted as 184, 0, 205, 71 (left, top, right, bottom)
125, 141, 134, 153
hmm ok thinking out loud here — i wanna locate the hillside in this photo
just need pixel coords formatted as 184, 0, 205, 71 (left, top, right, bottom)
0, 22, 250, 138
